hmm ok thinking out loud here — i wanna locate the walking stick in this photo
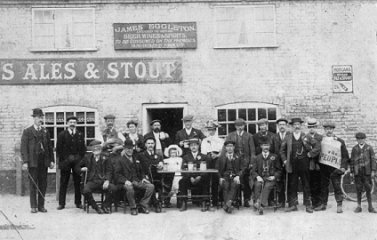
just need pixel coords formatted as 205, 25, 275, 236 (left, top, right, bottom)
285, 169, 288, 206
26, 171, 46, 202
0, 210, 24, 240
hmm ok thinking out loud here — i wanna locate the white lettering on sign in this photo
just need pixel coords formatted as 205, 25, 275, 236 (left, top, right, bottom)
23, 64, 37, 80
319, 137, 342, 169
2, 63, 14, 80
64, 63, 76, 80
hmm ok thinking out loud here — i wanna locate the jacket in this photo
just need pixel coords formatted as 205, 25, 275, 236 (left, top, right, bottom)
350, 143, 376, 175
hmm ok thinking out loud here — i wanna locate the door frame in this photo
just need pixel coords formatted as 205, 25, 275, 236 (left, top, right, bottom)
141, 102, 188, 135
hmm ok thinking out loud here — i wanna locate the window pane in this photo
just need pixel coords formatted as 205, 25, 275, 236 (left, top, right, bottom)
87, 112, 95, 124
87, 127, 95, 138
77, 112, 85, 124
268, 122, 276, 133
248, 109, 256, 121
218, 124, 227, 136
77, 126, 85, 136
258, 108, 267, 120
66, 112, 74, 123
56, 112, 65, 125
228, 123, 236, 133
228, 109, 236, 121
45, 112, 54, 125
248, 124, 256, 134
86, 139, 92, 146
268, 108, 277, 120
238, 109, 246, 120
218, 109, 226, 122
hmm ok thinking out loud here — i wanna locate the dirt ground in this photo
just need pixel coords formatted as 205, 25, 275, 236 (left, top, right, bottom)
0, 193, 376, 240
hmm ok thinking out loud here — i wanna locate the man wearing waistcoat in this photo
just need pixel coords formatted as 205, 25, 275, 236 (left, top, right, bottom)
21, 108, 55, 213
144, 119, 171, 157
56, 116, 87, 210
99, 114, 125, 144
175, 115, 206, 157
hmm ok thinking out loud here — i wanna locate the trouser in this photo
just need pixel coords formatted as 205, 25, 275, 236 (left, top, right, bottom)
178, 175, 210, 202
309, 169, 322, 207
277, 168, 287, 204
82, 180, 117, 209
288, 169, 311, 207
28, 165, 48, 209
355, 169, 373, 206
159, 173, 174, 204
319, 164, 343, 205
59, 156, 82, 206
212, 174, 219, 205
123, 181, 154, 209
221, 178, 240, 204
254, 180, 276, 207
242, 170, 252, 202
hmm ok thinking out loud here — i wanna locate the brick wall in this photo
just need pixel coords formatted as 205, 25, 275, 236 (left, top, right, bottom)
0, 0, 377, 192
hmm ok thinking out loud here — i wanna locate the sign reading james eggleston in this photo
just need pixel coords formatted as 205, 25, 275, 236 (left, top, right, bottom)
114, 22, 197, 49
332, 65, 353, 93
0, 58, 182, 85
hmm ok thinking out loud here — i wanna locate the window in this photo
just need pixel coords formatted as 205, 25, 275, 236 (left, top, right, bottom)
32, 8, 96, 51
42, 106, 99, 171
216, 102, 279, 137
214, 5, 277, 48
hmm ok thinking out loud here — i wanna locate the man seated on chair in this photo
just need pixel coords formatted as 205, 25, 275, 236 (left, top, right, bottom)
216, 140, 242, 214
80, 140, 116, 214
114, 139, 154, 215
138, 136, 165, 213
178, 138, 211, 212
251, 137, 282, 215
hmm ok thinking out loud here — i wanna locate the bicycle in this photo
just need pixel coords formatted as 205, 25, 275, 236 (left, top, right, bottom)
340, 169, 375, 202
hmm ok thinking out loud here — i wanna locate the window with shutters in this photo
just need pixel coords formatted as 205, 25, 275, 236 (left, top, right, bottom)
214, 5, 277, 48
31, 8, 96, 51
216, 102, 279, 138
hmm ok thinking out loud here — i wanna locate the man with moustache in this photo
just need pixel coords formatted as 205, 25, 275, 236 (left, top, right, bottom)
144, 119, 171, 157
253, 118, 278, 155
21, 108, 55, 213
99, 114, 125, 143
175, 115, 206, 157
56, 115, 87, 210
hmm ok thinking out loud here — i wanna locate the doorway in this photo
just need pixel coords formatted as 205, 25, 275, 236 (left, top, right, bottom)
142, 103, 188, 143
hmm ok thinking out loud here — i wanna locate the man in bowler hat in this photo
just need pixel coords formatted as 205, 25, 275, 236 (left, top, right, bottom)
21, 108, 55, 213
175, 115, 206, 156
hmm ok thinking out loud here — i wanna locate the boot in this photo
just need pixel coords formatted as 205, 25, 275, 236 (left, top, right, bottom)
179, 200, 187, 212
366, 191, 376, 213
336, 203, 343, 213
244, 200, 251, 208
314, 204, 326, 211
201, 201, 208, 212
285, 205, 298, 212
354, 206, 362, 213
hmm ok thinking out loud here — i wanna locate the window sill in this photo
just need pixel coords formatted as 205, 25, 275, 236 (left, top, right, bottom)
213, 45, 279, 49
29, 48, 99, 52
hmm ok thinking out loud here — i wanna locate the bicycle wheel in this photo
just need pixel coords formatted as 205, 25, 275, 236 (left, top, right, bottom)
341, 170, 375, 202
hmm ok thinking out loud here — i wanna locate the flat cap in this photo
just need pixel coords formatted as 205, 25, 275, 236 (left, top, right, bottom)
127, 120, 138, 127
234, 118, 246, 126
144, 136, 156, 144
182, 115, 194, 121
257, 118, 268, 125
224, 140, 236, 146
276, 118, 288, 124
289, 118, 304, 125
188, 138, 200, 145
104, 114, 116, 120
150, 119, 161, 126
124, 139, 134, 148
355, 132, 366, 139
323, 122, 336, 128
66, 116, 78, 122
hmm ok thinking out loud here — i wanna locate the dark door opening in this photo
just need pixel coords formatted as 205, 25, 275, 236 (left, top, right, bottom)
146, 108, 183, 143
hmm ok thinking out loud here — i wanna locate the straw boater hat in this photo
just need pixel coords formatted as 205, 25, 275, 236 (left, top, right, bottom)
205, 120, 221, 129
306, 118, 319, 128
164, 144, 183, 157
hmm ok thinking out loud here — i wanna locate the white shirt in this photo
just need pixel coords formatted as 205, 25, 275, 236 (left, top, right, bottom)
192, 152, 198, 159
129, 133, 138, 144
359, 144, 365, 149
68, 128, 76, 135
263, 152, 269, 159
185, 128, 192, 136
34, 125, 41, 131
293, 132, 301, 140
279, 132, 286, 140
227, 153, 234, 160
237, 130, 244, 137
153, 132, 162, 150
201, 135, 224, 154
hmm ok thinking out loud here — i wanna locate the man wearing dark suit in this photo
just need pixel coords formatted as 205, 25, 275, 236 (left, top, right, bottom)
124, 120, 144, 153
56, 116, 87, 210
143, 119, 171, 157
223, 118, 256, 207
175, 115, 206, 156
113, 140, 154, 215
99, 114, 125, 143
253, 118, 278, 155
280, 118, 314, 213
178, 138, 211, 212
216, 140, 243, 214
274, 118, 290, 207
21, 108, 54, 213
80, 140, 116, 214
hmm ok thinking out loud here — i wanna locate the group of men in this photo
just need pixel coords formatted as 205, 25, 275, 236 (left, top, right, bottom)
21, 108, 376, 215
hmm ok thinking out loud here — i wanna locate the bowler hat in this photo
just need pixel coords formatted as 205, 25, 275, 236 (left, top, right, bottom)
355, 132, 366, 139
182, 115, 194, 121
224, 140, 236, 146
104, 114, 116, 120
289, 118, 304, 125
127, 120, 138, 127
205, 120, 220, 129
144, 136, 156, 144
66, 116, 78, 122
150, 119, 161, 126
124, 139, 134, 149
257, 118, 268, 125
259, 136, 270, 146
323, 122, 336, 129
276, 118, 288, 124
234, 118, 246, 126
188, 138, 200, 145
31, 108, 44, 117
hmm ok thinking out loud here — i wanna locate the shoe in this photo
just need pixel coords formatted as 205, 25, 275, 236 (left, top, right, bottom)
138, 207, 150, 214
306, 206, 314, 213
314, 204, 326, 211
337, 205, 343, 214
94, 208, 103, 214
102, 207, 111, 214
57, 205, 65, 210
201, 202, 207, 212
223, 205, 229, 213
354, 207, 362, 213
31, 208, 38, 213
155, 203, 162, 213
244, 200, 250, 208
179, 201, 187, 212
38, 208, 47, 213
162, 202, 172, 208
131, 208, 138, 216
76, 204, 83, 209
285, 206, 298, 212
368, 208, 377, 213
258, 207, 264, 215
227, 206, 234, 214
277, 202, 285, 208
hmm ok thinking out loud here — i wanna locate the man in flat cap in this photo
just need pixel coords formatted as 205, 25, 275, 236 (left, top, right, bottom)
274, 118, 291, 207
314, 122, 349, 213
178, 138, 210, 212
253, 118, 278, 156
350, 132, 376, 213
80, 140, 116, 214
144, 119, 171, 157
175, 115, 206, 157
123, 120, 144, 153
280, 118, 313, 213
56, 115, 87, 210
216, 140, 243, 213
99, 114, 125, 144
223, 118, 256, 207
21, 108, 54, 213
